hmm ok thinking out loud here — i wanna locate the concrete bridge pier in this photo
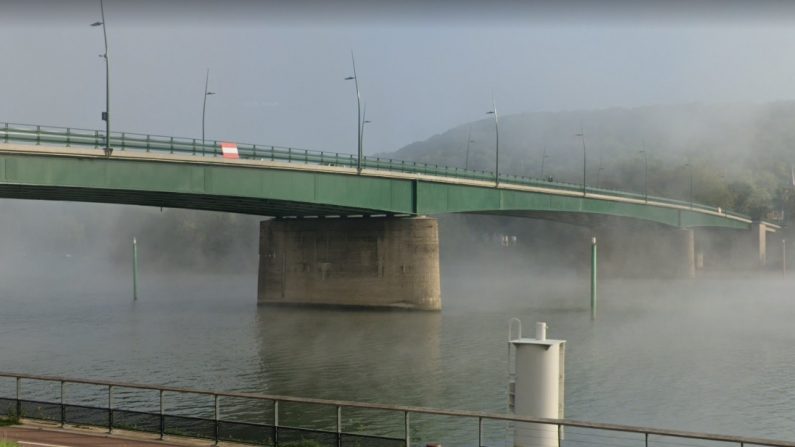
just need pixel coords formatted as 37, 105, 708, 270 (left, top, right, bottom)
257, 216, 442, 311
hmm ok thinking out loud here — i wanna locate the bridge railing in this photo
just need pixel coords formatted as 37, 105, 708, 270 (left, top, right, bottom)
0, 371, 793, 447
0, 122, 748, 220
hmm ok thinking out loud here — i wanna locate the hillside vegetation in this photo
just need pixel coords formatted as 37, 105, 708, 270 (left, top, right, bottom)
383, 102, 795, 221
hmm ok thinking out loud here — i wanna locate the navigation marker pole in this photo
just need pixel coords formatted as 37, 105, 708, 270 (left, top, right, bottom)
133, 237, 139, 301
591, 237, 597, 320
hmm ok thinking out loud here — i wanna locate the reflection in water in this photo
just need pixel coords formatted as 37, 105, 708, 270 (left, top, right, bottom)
254, 307, 442, 404
252, 307, 441, 437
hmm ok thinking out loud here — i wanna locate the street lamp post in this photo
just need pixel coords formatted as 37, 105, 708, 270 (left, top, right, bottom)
689, 164, 694, 208
201, 68, 216, 156
464, 125, 475, 170
640, 149, 648, 202
344, 52, 363, 173
685, 162, 694, 208
359, 103, 371, 154
576, 125, 587, 195
486, 96, 499, 186
540, 146, 549, 179
596, 155, 604, 188
90, 0, 110, 156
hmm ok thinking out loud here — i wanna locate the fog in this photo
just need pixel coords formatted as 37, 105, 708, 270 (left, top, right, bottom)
4, 1, 795, 444
6, 2, 795, 153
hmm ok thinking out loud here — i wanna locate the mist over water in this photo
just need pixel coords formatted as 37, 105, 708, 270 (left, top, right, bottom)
2, 222, 795, 444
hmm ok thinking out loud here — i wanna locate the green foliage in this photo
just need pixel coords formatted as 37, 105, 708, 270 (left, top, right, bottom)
109, 207, 261, 272
0, 441, 19, 447
382, 102, 795, 222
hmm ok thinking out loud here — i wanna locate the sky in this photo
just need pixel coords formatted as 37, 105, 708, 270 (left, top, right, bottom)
4, 1, 795, 156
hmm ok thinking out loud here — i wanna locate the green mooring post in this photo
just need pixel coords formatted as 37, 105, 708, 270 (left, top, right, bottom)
591, 236, 597, 320
133, 237, 139, 301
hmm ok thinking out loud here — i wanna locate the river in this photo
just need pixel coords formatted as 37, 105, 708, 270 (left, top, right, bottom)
0, 254, 793, 445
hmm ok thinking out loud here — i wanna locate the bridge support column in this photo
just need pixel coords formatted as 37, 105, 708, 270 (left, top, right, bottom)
258, 216, 441, 310
752, 222, 767, 267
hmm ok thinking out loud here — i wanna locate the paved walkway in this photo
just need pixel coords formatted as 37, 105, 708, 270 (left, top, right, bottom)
0, 425, 219, 447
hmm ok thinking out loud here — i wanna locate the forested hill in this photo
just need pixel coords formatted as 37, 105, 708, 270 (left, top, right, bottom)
381, 102, 795, 220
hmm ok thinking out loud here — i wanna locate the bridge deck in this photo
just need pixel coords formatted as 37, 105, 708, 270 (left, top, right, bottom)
0, 122, 764, 230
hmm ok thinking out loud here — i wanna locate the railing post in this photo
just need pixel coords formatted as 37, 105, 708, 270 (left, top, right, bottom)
645, 432, 649, 447
36, 125, 40, 145
478, 417, 483, 447
320, 151, 324, 164
214, 394, 219, 445
94, 130, 99, 148
404, 411, 410, 447
121, 132, 125, 151
336, 406, 342, 447
558, 424, 562, 447
107, 385, 113, 433
146, 135, 151, 152
271, 146, 275, 161
159, 390, 164, 439
66, 128, 71, 147
288, 148, 292, 163
305, 149, 308, 164
15, 377, 21, 419
192, 139, 196, 156
3, 122, 7, 143
273, 400, 279, 445
60, 381, 65, 427
253, 144, 257, 159
169, 137, 174, 154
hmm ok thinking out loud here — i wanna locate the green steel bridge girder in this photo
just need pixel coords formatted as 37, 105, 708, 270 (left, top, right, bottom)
417, 182, 750, 230
0, 145, 752, 230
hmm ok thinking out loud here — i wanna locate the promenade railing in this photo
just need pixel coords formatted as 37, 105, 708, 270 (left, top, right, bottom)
0, 371, 792, 447
0, 122, 749, 221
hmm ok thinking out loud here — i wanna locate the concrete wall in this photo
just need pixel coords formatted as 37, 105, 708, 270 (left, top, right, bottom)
258, 216, 441, 310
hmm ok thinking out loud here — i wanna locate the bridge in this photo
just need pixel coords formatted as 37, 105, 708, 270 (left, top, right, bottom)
0, 122, 776, 310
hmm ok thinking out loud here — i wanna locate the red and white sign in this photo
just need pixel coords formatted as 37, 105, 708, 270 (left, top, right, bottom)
220, 142, 239, 159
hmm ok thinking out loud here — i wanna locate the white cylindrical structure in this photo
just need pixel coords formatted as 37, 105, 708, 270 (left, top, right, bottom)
511, 322, 565, 447
535, 322, 547, 340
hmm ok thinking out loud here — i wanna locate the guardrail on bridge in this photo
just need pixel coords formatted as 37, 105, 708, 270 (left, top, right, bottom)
0, 121, 751, 222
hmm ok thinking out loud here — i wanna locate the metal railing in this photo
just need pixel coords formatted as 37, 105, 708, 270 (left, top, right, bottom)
0, 121, 750, 221
0, 371, 793, 447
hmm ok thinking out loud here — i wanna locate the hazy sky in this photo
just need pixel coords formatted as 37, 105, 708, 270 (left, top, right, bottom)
4, 1, 795, 155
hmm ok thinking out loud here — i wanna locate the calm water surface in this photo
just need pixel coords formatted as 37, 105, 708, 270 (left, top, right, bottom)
1, 255, 794, 444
